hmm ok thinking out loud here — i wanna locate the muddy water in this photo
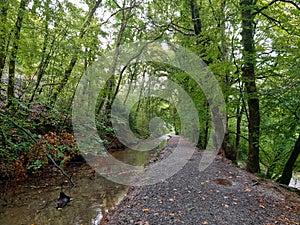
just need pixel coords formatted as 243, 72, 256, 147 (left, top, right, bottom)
0, 149, 152, 225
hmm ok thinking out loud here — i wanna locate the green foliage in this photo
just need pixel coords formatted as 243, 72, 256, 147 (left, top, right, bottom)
129, 96, 175, 138
1, 0, 300, 183
0, 106, 78, 180
28, 131, 79, 172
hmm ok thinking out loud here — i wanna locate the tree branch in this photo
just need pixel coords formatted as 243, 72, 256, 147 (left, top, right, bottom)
260, 11, 299, 36
229, 131, 249, 142
254, 0, 279, 15
254, 0, 300, 15
169, 23, 196, 36
101, 6, 136, 25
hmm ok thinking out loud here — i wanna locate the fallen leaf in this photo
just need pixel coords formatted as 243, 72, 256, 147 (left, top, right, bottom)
214, 178, 232, 186
244, 188, 252, 192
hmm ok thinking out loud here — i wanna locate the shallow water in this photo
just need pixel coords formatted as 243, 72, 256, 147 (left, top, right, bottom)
0, 149, 151, 225
290, 177, 300, 189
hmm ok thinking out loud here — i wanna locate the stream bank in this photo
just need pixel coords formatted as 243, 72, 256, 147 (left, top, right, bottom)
1, 136, 299, 225
0, 148, 152, 225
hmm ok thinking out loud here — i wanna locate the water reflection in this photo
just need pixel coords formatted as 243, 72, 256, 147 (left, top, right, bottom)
90, 204, 102, 225
0, 148, 151, 225
290, 177, 300, 189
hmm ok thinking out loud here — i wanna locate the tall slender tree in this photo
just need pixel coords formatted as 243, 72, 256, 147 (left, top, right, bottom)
0, 0, 9, 80
7, 0, 30, 105
50, 0, 103, 106
240, 0, 260, 173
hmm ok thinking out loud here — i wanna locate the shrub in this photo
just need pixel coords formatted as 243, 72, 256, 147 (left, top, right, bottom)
27, 131, 79, 172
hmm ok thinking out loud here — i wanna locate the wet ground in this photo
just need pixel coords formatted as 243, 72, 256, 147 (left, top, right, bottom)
0, 149, 152, 225
1, 137, 299, 225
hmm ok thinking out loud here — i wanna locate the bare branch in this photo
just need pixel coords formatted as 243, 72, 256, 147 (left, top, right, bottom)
279, 0, 300, 10
169, 23, 196, 36
254, 0, 279, 15
112, 0, 122, 9
229, 131, 249, 142
254, 0, 300, 15
101, 6, 134, 25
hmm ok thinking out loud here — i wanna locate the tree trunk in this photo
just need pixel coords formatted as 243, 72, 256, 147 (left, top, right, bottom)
219, 0, 236, 162
190, 0, 210, 150
0, 0, 9, 80
103, 0, 135, 115
279, 133, 300, 185
190, 0, 202, 36
235, 98, 243, 153
30, 0, 54, 103
203, 103, 210, 149
7, 0, 29, 106
240, 0, 260, 173
50, 0, 102, 106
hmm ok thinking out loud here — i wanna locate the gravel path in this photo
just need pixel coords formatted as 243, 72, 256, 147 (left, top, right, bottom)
103, 137, 300, 225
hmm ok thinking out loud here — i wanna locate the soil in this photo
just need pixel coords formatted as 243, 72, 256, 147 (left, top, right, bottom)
102, 136, 300, 225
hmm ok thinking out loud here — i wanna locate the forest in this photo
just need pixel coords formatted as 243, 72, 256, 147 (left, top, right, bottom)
0, 0, 300, 188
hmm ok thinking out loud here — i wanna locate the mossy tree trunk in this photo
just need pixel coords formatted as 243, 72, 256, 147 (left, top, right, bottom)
240, 0, 260, 173
0, 0, 9, 80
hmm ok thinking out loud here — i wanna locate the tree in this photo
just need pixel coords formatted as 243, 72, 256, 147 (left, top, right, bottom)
252, 0, 300, 177
279, 133, 300, 185
0, 0, 9, 80
29, 0, 54, 103
50, 0, 103, 106
7, 0, 30, 105
240, 0, 260, 173
102, 0, 138, 115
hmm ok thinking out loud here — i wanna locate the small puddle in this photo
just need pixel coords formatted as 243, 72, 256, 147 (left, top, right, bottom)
0, 148, 152, 225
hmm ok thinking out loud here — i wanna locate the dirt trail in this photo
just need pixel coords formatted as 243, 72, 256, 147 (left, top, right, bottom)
103, 136, 300, 225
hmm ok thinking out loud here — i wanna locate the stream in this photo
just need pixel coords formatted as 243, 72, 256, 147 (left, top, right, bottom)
1, 143, 299, 225
0, 148, 152, 225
